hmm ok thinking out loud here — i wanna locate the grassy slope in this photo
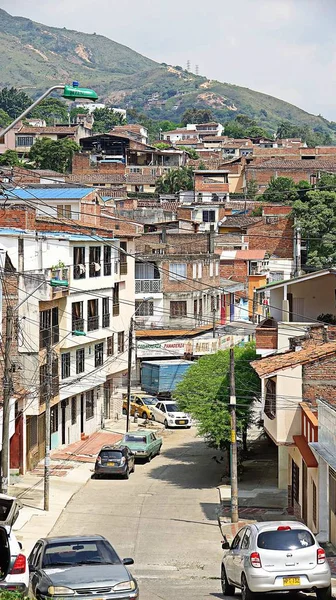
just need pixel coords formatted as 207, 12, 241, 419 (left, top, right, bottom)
0, 8, 333, 135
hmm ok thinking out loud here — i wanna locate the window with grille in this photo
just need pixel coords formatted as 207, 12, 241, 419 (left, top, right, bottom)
169, 263, 187, 281
73, 246, 86, 280
113, 283, 120, 316
203, 210, 216, 223
211, 296, 215, 312
16, 135, 34, 147
103, 245, 112, 276
119, 241, 128, 275
264, 378, 276, 420
102, 297, 110, 327
194, 299, 198, 318
86, 390, 94, 420
50, 405, 58, 434
39, 308, 59, 348
57, 205, 71, 218
95, 342, 104, 367
118, 331, 125, 353
71, 397, 77, 425
170, 301, 187, 318
87, 299, 99, 331
312, 480, 317, 525
61, 353, 70, 379
39, 357, 59, 403
291, 460, 300, 504
89, 246, 101, 277
76, 348, 85, 374
135, 300, 154, 317
72, 302, 84, 333
107, 335, 114, 356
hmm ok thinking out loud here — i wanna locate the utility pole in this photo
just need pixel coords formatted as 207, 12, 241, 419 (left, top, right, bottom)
294, 225, 301, 278
126, 317, 134, 433
44, 335, 52, 511
0, 306, 14, 494
213, 306, 216, 338
229, 347, 238, 523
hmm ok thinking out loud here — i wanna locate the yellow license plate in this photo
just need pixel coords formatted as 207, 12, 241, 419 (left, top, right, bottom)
107, 462, 115, 466
283, 577, 300, 586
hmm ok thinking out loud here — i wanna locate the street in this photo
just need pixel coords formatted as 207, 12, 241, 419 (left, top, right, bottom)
50, 427, 225, 600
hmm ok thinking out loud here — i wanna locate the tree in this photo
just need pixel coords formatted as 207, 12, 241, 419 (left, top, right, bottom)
292, 190, 336, 268
224, 115, 271, 140
0, 150, 20, 166
92, 108, 126, 133
178, 146, 199, 159
30, 98, 69, 125
70, 106, 89, 122
29, 138, 79, 173
155, 166, 194, 194
174, 342, 260, 451
0, 87, 32, 119
153, 142, 171, 150
262, 176, 299, 203
0, 108, 11, 128
246, 178, 259, 199
181, 108, 213, 126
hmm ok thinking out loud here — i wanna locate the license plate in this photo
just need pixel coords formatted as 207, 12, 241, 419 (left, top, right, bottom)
178, 420, 187, 424
283, 577, 300, 586
107, 462, 115, 466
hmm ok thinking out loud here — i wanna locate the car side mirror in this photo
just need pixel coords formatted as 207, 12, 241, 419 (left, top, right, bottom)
18, 542, 23, 550
221, 540, 230, 550
29, 564, 37, 572
122, 558, 134, 566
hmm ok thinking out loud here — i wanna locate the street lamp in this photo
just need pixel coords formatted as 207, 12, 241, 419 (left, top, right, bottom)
0, 81, 98, 138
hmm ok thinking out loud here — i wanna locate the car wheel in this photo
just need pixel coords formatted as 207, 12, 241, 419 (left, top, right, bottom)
316, 586, 332, 600
241, 574, 255, 600
164, 419, 168, 428
147, 453, 152, 462
221, 565, 235, 596
142, 411, 147, 419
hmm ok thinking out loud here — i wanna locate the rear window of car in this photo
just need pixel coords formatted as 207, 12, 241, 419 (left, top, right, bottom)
257, 529, 314, 550
124, 435, 146, 443
100, 450, 123, 459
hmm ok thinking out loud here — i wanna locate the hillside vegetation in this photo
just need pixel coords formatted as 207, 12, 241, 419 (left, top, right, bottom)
0, 8, 335, 137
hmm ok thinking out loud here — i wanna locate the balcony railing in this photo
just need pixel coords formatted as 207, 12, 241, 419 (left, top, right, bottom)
135, 279, 161, 293
72, 317, 85, 333
88, 315, 99, 331
104, 262, 112, 276
102, 313, 110, 328
120, 262, 128, 275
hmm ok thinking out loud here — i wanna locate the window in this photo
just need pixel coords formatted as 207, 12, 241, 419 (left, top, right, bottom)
89, 246, 101, 277
61, 353, 70, 379
215, 262, 219, 276
103, 246, 112, 276
312, 480, 317, 525
202, 210, 216, 223
76, 348, 85, 374
217, 295, 220, 311
50, 405, 58, 434
119, 241, 128, 275
87, 299, 99, 331
73, 247, 86, 280
257, 528, 313, 550
86, 390, 94, 420
199, 298, 203, 317
135, 300, 154, 317
113, 283, 120, 316
193, 263, 197, 279
170, 301, 187, 318
129, 167, 143, 173
169, 263, 187, 281
241, 529, 251, 550
72, 302, 84, 333
57, 205, 71, 219
16, 135, 34, 147
71, 397, 77, 425
292, 459, 300, 505
264, 379, 276, 420
95, 342, 104, 367
102, 297, 110, 328
269, 271, 284, 283
231, 530, 244, 550
118, 331, 125, 353
210, 261, 214, 277
107, 335, 114, 356
198, 263, 202, 279
194, 299, 198, 318
39, 308, 59, 349
211, 295, 215, 312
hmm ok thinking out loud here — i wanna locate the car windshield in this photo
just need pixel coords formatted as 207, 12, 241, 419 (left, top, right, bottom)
100, 450, 122, 460
257, 529, 314, 550
142, 397, 157, 406
124, 434, 147, 444
165, 404, 178, 412
42, 540, 120, 568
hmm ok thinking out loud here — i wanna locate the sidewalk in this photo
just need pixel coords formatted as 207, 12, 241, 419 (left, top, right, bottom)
10, 416, 164, 554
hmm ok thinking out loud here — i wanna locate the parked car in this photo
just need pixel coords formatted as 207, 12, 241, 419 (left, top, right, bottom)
121, 430, 162, 461
221, 521, 331, 600
122, 393, 157, 420
151, 400, 191, 428
0, 493, 29, 594
94, 445, 135, 479
28, 534, 138, 600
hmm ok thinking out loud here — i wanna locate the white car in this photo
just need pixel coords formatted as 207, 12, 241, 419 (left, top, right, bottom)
151, 401, 191, 428
0, 493, 29, 594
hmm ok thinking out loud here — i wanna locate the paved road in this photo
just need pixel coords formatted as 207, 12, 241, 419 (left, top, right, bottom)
50, 427, 226, 600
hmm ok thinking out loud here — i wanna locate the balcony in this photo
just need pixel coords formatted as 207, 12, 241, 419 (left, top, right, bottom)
102, 313, 110, 328
88, 315, 99, 331
72, 318, 85, 333
135, 279, 161, 293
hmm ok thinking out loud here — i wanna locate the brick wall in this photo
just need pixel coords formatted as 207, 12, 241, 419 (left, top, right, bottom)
220, 260, 247, 283
161, 258, 220, 293
246, 215, 294, 258
256, 328, 278, 349
0, 205, 36, 230
136, 232, 211, 255
303, 355, 336, 404
72, 153, 126, 175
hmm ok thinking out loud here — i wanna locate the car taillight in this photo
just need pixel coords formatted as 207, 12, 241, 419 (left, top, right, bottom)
317, 548, 326, 564
250, 552, 261, 568
277, 526, 291, 530
10, 554, 26, 574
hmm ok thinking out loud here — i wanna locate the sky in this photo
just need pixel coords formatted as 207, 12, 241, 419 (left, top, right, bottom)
1, 0, 336, 119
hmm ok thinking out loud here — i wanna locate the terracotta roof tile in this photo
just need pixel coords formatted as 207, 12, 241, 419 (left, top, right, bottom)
221, 215, 262, 228
18, 126, 77, 134
251, 341, 336, 377
235, 250, 266, 260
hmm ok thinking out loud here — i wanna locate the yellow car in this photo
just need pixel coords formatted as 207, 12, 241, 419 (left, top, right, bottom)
122, 393, 157, 420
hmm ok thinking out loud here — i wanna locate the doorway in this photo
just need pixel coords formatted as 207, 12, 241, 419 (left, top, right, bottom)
61, 400, 67, 445
302, 461, 307, 523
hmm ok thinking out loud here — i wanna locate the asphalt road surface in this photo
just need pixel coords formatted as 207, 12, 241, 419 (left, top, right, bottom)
50, 427, 226, 600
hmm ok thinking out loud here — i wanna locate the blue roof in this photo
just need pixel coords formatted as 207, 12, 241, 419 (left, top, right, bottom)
7, 187, 95, 200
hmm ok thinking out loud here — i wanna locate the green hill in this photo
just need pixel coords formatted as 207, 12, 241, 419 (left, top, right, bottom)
0, 8, 334, 136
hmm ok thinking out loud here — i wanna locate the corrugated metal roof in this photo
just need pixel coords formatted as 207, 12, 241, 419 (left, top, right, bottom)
7, 187, 94, 200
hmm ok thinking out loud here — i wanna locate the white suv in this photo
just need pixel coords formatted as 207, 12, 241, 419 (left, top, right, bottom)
0, 493, 29, 594
221, 521, 331, 600
151, 401, 191, 428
